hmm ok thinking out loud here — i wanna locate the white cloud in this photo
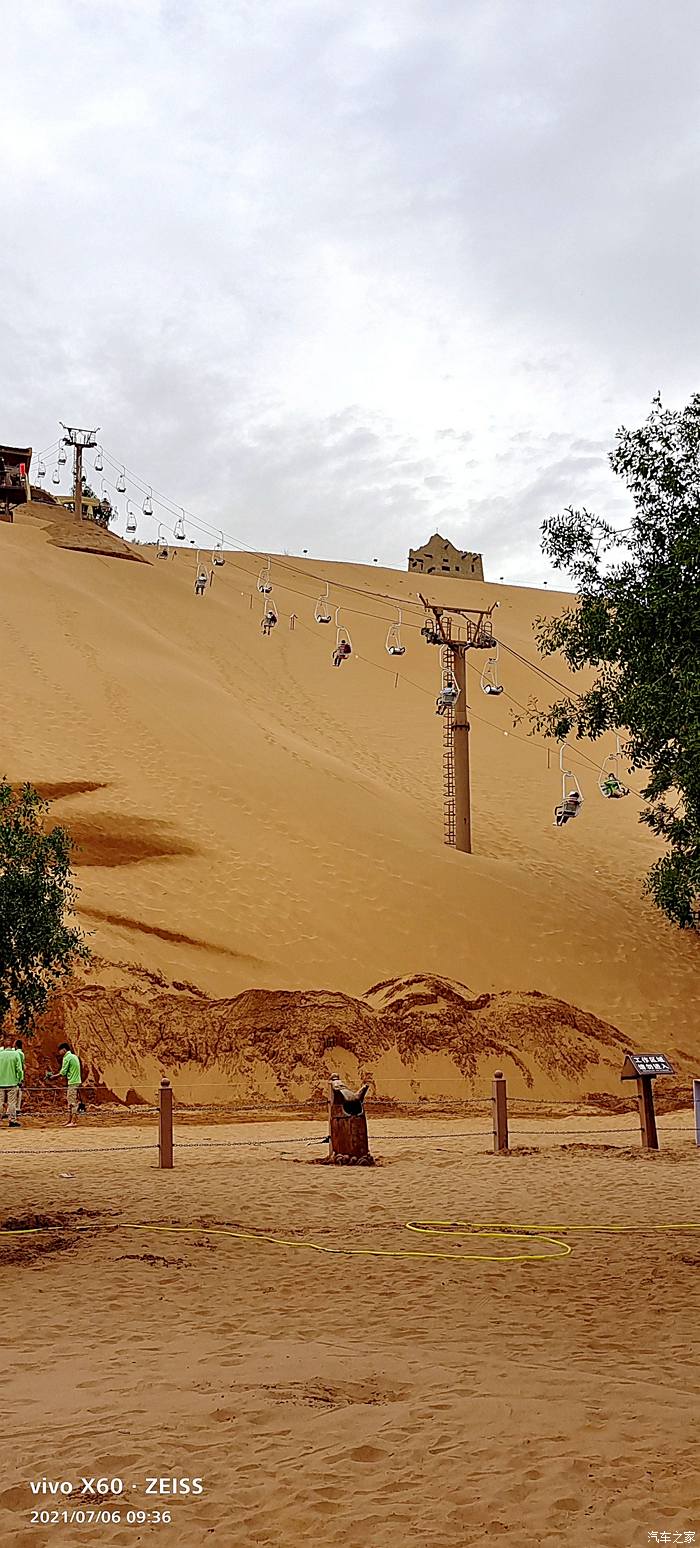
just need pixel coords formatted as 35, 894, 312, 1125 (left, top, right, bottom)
1, 0, 698, 581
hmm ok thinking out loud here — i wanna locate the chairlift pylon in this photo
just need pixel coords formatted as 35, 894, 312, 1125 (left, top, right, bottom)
386, 608, 406, 657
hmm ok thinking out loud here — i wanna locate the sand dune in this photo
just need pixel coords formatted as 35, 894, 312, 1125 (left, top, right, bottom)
2, 502, 698, 1093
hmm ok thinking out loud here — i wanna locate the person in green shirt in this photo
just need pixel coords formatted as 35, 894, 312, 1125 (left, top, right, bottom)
14, 1039, 25, 1116
47, 1042, 82, 1127
0, 1043, 22, 1126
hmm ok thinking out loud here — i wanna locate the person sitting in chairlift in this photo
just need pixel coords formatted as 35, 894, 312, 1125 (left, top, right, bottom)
555, 790, 582, 826
333, 640, 352, 666
601, 773, 625, 799
262, 610, 278, 634
435, 685, 459, 716
195, 570, 209, 596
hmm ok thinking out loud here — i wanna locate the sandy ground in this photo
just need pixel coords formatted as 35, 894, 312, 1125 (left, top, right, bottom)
2, 507, 698, 1058
2, 1118, 700, 1548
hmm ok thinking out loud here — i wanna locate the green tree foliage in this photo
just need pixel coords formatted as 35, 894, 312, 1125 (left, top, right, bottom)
533, 394, 700, 929
0, 780, 89, 1034
82, 480, 115, 529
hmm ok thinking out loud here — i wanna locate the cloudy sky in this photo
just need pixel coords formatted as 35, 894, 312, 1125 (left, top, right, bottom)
2, 0, 699, 582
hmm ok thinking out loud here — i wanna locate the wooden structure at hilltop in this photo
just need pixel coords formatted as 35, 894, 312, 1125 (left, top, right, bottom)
408, 532, 484, 582
0, 444, 31, 521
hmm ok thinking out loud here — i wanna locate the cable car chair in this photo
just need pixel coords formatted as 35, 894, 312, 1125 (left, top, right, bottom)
37, 458, 46, 480
554, 743, 583, 826
386, 608, 406, 656
598, 736, 629, 799
261, 592, 279, 634
212, 533, 225, 567
116, 468, 127, 493
480, 643, 503, 696
194, 555, 210, 596
257, 558, 273, 594
314, 582, 332, 624
125, 503, 137, 536
58, 444, 67, 466
332, 608, 352, 665
142, 487, 153, 516
435, 662, 460, 716
94, 447, 104, 473
421, 614, 442, 645
156, 523, 169, 558
52, 466, 60, 485
174, 512, 186, 541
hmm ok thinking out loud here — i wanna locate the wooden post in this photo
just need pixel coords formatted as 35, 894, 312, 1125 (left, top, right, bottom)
636, 1074, 659, 1150
492, 1070, 509, 1153
694, 1079, 700, 1147
159, 1079, 174, 1168
451, 648, 471, 853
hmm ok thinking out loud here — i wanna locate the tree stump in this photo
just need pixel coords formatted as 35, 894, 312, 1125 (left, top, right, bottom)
328, 1088, 374, 1165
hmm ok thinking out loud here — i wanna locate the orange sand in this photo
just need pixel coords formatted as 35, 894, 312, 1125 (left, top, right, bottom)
2, 1124, 700, 1546
2, 503, 698, 1099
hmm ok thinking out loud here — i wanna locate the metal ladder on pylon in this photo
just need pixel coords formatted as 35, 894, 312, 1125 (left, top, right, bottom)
441, 642, 456, 845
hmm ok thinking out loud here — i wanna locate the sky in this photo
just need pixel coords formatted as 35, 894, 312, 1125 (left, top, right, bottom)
1, 0, 699, 583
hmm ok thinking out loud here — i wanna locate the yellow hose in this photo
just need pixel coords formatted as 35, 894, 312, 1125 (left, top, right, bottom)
3, 1218, 700, 1264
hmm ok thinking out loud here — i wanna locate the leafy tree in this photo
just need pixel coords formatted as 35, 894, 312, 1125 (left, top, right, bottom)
0, 780, 89, 1035
532, 393, 700, 929
82, 479, 115, 529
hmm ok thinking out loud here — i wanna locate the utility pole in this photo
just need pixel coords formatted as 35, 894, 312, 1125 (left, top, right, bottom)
59, 423, 99, 523
419, 594, 497, 855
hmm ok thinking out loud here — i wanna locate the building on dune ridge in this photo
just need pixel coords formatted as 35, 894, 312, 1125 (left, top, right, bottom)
408, 532, 484, 581
0, 444, 32, 520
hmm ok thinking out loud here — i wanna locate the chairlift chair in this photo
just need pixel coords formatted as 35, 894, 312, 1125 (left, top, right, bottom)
142, 487, 153, 516
52, 466, 60, 485
435, 663, 460, 716
421, 616, 442, 645
332, 609, 352, 665
314, 582, 332, 624
58, 444, 67, 466
261, 594, 279, 634
598, 736, 629, 799
37, 458, 46, 480
125, 503, 137, 536
212, 534, 225, 567
94, 447, 104, 472
257, 558, 272, 594
194, 561, 210, 596
554, 743, 583, 826
174, 512, 186, 541
386, 609, 406, 656
480, 644, 503, 696
156, 524, 169, 558
116, 468, 127, 494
